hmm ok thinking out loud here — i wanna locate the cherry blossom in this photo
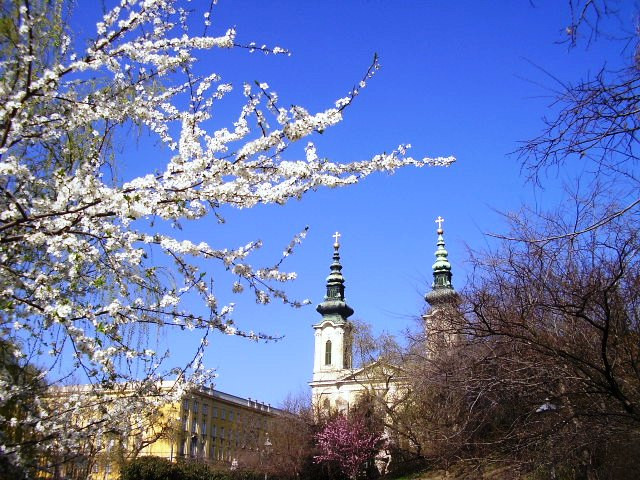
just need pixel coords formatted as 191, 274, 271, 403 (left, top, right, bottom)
315, 415, 383, 480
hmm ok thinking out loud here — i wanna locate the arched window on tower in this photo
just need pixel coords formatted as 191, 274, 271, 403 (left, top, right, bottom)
325, 340, 332, 365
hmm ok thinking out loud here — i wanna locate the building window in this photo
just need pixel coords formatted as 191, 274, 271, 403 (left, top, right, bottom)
191, 418, 197, 433
202, 404, 208, 416
210, 443, 216, 459
220, 426, 225, 439
190, 436, 197, 457
193, 401, 199, 414
180, 438, 187, 456
213, 407, 218, 418
201, 416, 207, 435
182, 398, 189, 411
325, 340, 332, 365
221, 408, 226, 420
211, 424, 217, 437
182, 414, 188, 431
229, 410, 234, 421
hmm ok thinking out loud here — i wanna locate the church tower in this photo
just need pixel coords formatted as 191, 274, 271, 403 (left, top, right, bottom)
424, 217, 459, 350
311, 232, 354, 385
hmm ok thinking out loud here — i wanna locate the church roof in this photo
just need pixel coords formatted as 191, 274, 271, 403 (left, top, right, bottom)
315, 232, 354, 325
425, 216, 458, 306
309, 359, 407, 389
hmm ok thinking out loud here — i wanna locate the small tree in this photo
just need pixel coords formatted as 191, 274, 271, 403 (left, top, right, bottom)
263, 393, 316, 480
452, 206, 640, 476
315, 415, 382, 480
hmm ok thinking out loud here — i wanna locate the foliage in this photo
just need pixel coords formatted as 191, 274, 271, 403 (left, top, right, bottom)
120, 455, 265, 480
262, 393, 317, 480
0, 339, 46, 479
455, 207, 640, 476
381, 204, 640, 477
120, 456, 178, 480
474, 1, 640, 474
0, 0, 453, 472
351, 318, 403, 369
314, 414, 382, 480
481, 2, 640, 471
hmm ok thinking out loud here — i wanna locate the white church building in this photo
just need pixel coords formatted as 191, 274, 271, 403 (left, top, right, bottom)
309, 220, 458, 413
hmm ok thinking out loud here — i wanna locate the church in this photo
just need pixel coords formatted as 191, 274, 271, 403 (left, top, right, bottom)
309, 218, 458, 412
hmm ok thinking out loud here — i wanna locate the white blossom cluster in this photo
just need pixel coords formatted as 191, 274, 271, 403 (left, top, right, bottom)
0, 0, 454, 472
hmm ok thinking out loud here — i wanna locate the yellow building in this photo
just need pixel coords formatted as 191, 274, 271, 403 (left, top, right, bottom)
53, 384, 279, 480
160, 388, 277, 465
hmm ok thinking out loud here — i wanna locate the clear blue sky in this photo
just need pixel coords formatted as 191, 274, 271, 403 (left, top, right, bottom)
75, 1, 634, 406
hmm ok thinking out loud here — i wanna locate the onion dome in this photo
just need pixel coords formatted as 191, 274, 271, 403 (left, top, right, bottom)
425, 217, 457, 306
316, 232, 354, 323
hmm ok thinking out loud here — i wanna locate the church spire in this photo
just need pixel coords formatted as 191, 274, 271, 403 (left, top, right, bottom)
425, 217, 457, 307
316, 232, 354, 323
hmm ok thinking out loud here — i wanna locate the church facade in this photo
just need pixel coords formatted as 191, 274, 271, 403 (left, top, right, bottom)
309, 219, 458, 412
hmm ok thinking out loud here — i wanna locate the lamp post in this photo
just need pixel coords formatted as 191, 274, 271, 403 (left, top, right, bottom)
263, 434, 272, 480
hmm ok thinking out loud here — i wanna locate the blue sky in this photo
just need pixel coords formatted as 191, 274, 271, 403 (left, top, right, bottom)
75, 1, 635, 406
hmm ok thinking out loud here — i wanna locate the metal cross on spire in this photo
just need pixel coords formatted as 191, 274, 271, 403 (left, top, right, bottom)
435, 216, 445, 232
333, 231, 341, 246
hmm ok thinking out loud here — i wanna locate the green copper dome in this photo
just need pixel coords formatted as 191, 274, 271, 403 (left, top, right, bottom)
316, 233, 354, 324
425, 217, 457, 306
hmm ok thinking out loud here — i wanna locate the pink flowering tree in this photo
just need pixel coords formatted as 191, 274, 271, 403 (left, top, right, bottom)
0, 0, 454, 473
315, 415, 383, 480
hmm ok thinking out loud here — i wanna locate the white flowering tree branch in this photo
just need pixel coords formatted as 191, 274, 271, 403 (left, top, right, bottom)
0, 0, 454, 473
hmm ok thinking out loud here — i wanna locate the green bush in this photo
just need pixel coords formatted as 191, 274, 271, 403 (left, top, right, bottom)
120, 457, 266, 480
120, 456, 179, 480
